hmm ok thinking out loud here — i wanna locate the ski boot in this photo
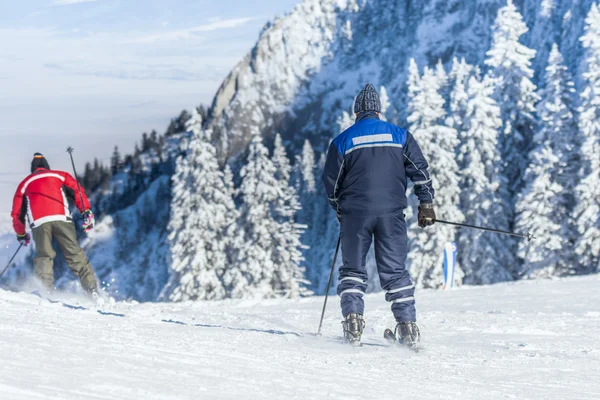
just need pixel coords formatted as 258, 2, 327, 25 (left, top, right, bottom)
384, 322, 420, 350
342, 313, 365, 346
397, 321, 420, 350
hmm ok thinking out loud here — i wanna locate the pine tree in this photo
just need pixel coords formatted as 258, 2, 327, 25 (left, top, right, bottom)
514, 44, 580, 278
220, 164, 246, 296
150, 130, 158, 146
448, 57, 474, 133
162, 109, 238, 301
403, 58, 421, 233
142, 132, 150, 152
379, 85, 390, 121
223, 164, 236, 197
540, 0, 555, 18
455, 71, 514, 283
82, 162, 93, 191
166, 119, 177, 137
272, 134, 308, 296
337, 109, 354, 132
236, 132, 306, 298
407, 58, 420, 106
110, 146, 122, 175
302, 152, 340, 294
294, 140, 331, 293
574, 4, 600, 274
406, 63, 464, 287
298, 139, 316, 195
435, 59, 450, 101
485, 0, 539, 197
272, 134, 301, 216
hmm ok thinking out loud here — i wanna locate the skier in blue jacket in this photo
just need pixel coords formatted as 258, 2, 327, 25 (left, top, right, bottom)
322, 84, 436, 347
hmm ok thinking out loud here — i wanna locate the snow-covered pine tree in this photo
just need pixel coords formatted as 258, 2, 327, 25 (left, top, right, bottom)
271, 134, 308, 296
455, 71, 514, 284
574, 4, 600, 274
407, 58, 420, 105
379, 85, 390, 121
406, 62, 464, 287
403, 58, 421, 229
163, 109, 239, 301
484, 0, 539, 198
337, 109, 354, 132
448, 57, 474, 134
514, 44, 579, 278
235, 133, 279, 298
272, 134, 301, 216
219, 164, 246, 296
435, 59, 450, 102
292, 139, 316, 218
294, 141, 338, 294
236, 132, 306, 298
298, 139, 316, 195
223, 164, 236, 197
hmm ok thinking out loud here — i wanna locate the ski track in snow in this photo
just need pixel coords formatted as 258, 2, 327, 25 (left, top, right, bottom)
0, 276, 599, 399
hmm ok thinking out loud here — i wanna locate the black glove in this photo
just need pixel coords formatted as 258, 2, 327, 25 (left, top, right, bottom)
17, 233, 31, 246
418, 203, 436, 228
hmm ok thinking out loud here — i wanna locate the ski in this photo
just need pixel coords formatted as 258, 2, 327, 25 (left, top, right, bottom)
308, 333, 391, 348
331, 336, 389, 348
30, 290, 120, 316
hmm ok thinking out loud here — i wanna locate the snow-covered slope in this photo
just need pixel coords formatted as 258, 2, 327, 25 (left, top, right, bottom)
0, 215, 33, 284
0, 276, 598, 399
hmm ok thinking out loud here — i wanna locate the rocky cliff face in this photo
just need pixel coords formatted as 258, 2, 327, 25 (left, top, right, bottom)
208, 0, 592, 159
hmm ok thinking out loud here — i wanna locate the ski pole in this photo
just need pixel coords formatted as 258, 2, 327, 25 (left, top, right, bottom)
66, 147, 86, 211
436, 219, 535, 242
0, 243, 24, 279
317, 234, 342, 335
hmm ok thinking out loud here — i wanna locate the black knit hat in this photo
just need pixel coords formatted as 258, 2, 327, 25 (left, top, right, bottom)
31, 152, 50, 173
354, 83, 381, 114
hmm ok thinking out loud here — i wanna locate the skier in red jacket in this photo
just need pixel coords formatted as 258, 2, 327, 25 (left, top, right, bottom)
11, 153, 99, 295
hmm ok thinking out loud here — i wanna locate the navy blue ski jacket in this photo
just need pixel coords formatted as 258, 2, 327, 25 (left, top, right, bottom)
322, 113, 435, 216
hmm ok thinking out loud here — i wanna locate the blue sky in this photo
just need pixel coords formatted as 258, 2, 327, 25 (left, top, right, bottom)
0, 0, 299, 215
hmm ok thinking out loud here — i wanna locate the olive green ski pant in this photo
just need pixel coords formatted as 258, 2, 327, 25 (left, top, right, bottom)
32, 221, 97, 292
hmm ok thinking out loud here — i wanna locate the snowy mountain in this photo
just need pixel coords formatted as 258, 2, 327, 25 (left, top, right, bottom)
207, 0, 594, 160
1, 275, 598, 399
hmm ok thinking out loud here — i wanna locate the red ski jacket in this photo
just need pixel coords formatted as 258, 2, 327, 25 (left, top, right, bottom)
11, 168, 91, 235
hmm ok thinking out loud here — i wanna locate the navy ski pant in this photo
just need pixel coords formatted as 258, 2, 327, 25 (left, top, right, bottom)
337, 214, 416, 322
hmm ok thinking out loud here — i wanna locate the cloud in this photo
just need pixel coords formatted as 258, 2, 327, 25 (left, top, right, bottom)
43, 61, 226, 82
127, 17, 256, 44
53, 0, 97, 5
0, 25, 249, 88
